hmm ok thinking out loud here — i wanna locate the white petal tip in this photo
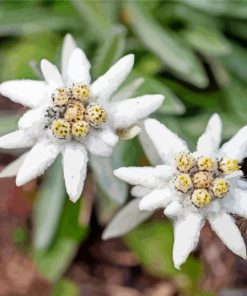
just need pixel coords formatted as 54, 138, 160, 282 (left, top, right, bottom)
102, 232, 112, 241
239, 249, 247, 260
125, 53, 135, 64
174, 263, 181, 270
68, 194, 80, 203
138, 200, 149, 211
113, 168, 124, 179
16, 178, 24, 187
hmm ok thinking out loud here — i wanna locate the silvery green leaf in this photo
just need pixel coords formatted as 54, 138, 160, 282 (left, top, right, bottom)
33, 158, 66, 251
112, 78, 144, 102
183, 0, 247, 19
183, 26, 231, 56
102, 198, 153, 240
0, 152, 27, 178
70, 0, 112, 41
133, 74, 185, 115
93, 26, 126, 78
90, 149, 128, 204
126, 1, 208, 88
0, 112, 20, 136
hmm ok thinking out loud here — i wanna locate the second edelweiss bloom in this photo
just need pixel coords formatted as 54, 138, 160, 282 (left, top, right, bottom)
114, 114, 247, 268
0, 34, 164, 202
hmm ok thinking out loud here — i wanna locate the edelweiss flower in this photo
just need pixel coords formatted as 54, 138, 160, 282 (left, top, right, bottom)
0, 34, 164, 202
114, 114, 247, 268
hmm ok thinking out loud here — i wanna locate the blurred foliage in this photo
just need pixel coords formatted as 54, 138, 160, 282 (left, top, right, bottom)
124, 221, 202, 294
1, 0, 247, 294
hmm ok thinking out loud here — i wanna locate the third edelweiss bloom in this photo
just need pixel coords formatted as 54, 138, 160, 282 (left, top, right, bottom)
0, 34, 164, 202
114, 114, 247, 268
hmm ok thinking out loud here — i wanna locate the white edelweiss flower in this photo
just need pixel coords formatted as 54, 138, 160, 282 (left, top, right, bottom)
0, 34, 164, 203
113, 114, 247, 268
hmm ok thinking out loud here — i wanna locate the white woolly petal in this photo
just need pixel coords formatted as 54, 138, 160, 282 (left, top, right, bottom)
18, 106, 47, 135
0, 152, 28, 178
144, 118, 188, 164
66, 48, 91, 86
196, 113, 222, 156
85, 133, 113, 157
139, 188, 171, 211
0, 80, 48, 108
0, 130, 34, 149
208, 213, 246, 259
220, 125, 247, 161
131, 186, 152, 198
91, 54, 134, 103
16, 139, 61, 186
62, 143, 88, 202
224, 188, 247, 218
102, 198, 153, 240
173, 213, 204, 269
41, 59, 63, 87
98, 128, 118, 147
164, 201, 184, 218
110, 95, 164, 129
61, 34, 77, 81
114, 165, 172, 189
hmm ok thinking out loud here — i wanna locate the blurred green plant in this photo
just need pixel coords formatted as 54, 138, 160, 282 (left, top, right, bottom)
0, 0, 247, 294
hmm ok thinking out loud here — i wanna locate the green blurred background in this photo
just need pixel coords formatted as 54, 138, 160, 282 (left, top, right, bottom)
0, 0, 247, 295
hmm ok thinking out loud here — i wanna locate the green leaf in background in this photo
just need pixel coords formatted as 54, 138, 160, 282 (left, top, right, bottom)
90, 148, 128, 205
102, 198, 153, 240
183, 26, 231, 56
0, 32, 61, 80
33, 157, 66, 251
0, 7, 77, 37
183, 0, 247, 19
132, 73, 185, 115
70, 0, 113, 41
0, 112, 20, 136
124, 221, 202, 293
33, 199, 89, 282
223, 82, 247, 126
125, 1, 208, 88
92, 26, 126, 78
51, 278, 79, 296
222, 42, 247, 84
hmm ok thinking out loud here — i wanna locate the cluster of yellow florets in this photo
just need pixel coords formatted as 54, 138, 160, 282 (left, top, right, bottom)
174, 153, 240, 208
48, 83, 107, 140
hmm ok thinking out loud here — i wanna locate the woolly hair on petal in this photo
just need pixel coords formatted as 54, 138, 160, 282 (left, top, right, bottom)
196, 113, 222, 156
0, 130, 35, 149
144, 118, 188, 164
61, 33, 77, 80
67, 48, 91, 86
110, 95, 164, 129
0, 80, 48, 108
208, 213, 246, 259
40, 59, 63, 86
90, 54, 134, 103
16, 140, 61, 186
220, 125, 247, 161
173, 213, 204, 269
113, 166, 166, 189
139, 188, 172, 211
62, 143, 88, 202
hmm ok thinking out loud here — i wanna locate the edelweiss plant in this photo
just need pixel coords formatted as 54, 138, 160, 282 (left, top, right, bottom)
0, 35, 164, 202
112, 114, 247, 268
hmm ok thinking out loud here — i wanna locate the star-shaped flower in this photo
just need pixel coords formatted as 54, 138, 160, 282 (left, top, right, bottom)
114, 114, 247, 268
0, 34, 164, 202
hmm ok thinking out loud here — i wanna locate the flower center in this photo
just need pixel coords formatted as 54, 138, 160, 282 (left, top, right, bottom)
174, 153, 240, 208
46, 83, 107, 140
